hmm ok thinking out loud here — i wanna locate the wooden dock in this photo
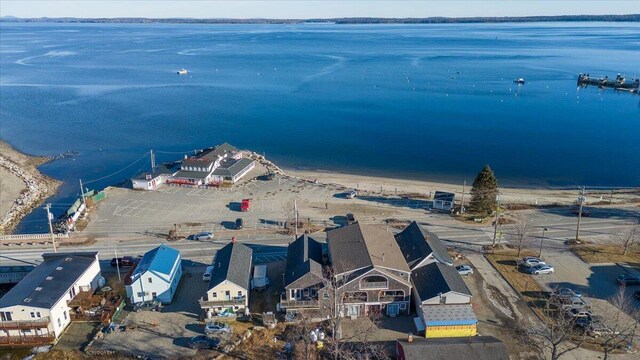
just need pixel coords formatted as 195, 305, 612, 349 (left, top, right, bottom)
577, 73, 639, 94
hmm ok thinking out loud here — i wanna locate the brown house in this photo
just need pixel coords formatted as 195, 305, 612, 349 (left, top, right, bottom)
327, 223, 412, 317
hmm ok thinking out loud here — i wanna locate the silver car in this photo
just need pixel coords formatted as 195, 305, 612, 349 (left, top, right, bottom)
456, 265, 474, 276
204, 321, 232, 335
530, 264, 554, 275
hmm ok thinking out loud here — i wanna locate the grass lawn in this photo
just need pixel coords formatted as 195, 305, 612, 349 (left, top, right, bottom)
572, 244, 640, 264
484, 249, 550, 318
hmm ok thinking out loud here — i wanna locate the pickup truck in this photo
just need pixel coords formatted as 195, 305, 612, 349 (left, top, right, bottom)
110, 256, 137, 267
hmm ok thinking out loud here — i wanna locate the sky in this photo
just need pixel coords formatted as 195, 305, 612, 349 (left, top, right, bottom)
1, 0, 639, 19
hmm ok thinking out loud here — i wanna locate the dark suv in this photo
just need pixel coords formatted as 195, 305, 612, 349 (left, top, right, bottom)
235, 218, 243, 230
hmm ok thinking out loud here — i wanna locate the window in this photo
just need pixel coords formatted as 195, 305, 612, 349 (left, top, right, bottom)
212, 292, 217, 298
57, 318, 61, 327
152, 292, 157, 299
323, 292, 330, 299
237, 291, 242, 297
400, 303, 407, 310
36, 312, 41, 318
0, 312, 12, 321
148, 277, 153, 284
30, 312, 36, 318
46, 276, 53, 280
21, 329, 32, 334
23, 298, 31, 303
35, 287, 42, 291
56, 267, 63, 271
63, 311, 67, 320
440, 296, 447, 304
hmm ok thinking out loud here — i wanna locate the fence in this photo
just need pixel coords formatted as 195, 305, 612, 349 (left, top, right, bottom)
0, 233, 68, 241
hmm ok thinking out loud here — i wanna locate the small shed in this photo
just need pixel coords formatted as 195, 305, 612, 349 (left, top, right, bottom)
251, 264, 270, 289
433, 191, 455, 212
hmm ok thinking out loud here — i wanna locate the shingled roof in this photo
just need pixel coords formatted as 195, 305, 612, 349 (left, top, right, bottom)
327, 223, 409, 275
209, 242, 253, 291
411, 262, 471, 302
397, 336, 509, 360
284, 235, 325, 289
394, 221, 453, 268
0, 252, 99, 309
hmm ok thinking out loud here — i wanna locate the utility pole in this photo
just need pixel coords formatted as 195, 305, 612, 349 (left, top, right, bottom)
538, 227, 549, 258
294, 199, 299, 238
114, 246, 121, 282
461, 180, 466, 214
575, 187, 586, 243
150, 149, 156, 173
79, 179, 86, 204
45, 204, 57, 253
492, 192, 501, 247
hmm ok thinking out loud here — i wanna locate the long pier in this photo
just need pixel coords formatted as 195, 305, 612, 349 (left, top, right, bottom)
577, 73, 639, 94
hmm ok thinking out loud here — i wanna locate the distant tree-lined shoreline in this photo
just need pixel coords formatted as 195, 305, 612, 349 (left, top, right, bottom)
1, 14, 639, 24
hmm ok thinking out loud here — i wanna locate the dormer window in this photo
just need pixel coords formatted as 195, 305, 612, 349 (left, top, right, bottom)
35, 287, 43, 291
46, 276, 53, 280
23, 298, 32, 303
56, 267, 63, 271
64, 257, 73, 262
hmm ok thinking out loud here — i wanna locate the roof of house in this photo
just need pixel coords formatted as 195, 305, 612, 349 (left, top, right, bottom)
421, 304, 477, 326
327, 223, 410, 275
284, 235, 325, 288
394, 221, 453, 268
133, 163, 178, 181
181, 158, 215, 169
397, 336, 509, 360
411, 262, 471, 302
433, 191, 456, 202
197, 142, 240, 160
0, 252, 99, 309
132, 245, 180, 279
209, 242, 253, 290
212, 158, 255, 178
173, 170, 211, 179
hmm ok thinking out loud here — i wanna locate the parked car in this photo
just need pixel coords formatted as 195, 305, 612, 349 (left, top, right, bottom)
566, 308, 592, 318
345, 190, 357, 199
529, 264, 554, 275
456, 265, 474, 276
235, 218, 243, 230
571, 206, 591, 217
190, 232, 214, 241
522, 257, 546, 268
110, 256, 137, 267
202, 266, 214, 282
617, 274, 640, 286
551, 288, 582, 299
346, 213, 356, 225
554, 295, 590, 311
187, 335, 220, 350
204, 321, 232, 335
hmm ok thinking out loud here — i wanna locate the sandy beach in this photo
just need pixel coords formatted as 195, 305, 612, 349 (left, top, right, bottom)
285, 168, 639, 207
0, 140, 61, 234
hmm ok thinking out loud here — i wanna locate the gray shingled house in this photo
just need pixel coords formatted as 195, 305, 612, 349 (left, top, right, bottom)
327, 223, 412, 318
396, 335, 509, 360
394, 221, 454, 270
279, 235, 329, 319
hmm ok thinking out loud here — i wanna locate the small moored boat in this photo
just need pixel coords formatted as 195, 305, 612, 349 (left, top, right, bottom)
513, 78, 525, 84
177, 68, 188, 75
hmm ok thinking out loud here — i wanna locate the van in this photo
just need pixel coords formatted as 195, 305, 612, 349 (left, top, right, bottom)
202, 266, 214, 282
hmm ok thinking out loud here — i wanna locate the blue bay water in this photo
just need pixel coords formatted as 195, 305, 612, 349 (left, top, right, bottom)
0, 22, 638, 233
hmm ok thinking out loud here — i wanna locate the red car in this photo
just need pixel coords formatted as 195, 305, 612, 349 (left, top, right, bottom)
241, 199, 251, 212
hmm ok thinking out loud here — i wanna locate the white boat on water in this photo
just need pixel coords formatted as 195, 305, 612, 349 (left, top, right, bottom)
177, 68, 188, 75
514, 78, 525, 84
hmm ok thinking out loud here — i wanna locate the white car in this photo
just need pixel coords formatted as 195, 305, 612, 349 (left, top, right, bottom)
345, 190, 357, 199
522, 257, 546, 268
456, 265, 474, 276
531, 264, 554, 275
202, 266, 214, 282
204, 321, 232, 335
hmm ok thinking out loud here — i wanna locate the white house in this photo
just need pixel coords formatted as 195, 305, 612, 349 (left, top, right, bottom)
432, 191, 456, 212
125, 245, 182, 305
410, 262, 476, 338
0, 252, 101, 345
199, 242, 253, 318
132, 164, 178, 191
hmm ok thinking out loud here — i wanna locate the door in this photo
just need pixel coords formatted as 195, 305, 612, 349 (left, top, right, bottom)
387, 304, 399, 316
347, 305, 360, 317
225, 290, 231, 300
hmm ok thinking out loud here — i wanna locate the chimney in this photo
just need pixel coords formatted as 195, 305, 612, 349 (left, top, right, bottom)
407, 333, 413, 343
303, 235, 309, 262
382, 253, 385, 262
231, 236, 237, 243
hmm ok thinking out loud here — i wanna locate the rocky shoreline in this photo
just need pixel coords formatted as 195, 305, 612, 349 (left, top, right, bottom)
0, 141, 61, 235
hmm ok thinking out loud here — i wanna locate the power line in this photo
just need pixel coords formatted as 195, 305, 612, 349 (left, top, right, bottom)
83, 151, 150, 185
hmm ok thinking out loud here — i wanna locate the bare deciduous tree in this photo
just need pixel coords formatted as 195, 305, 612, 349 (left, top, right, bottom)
616, 221, 639, 256
597, 288, 640, 359
515, 312, 586, 360
510, 216, 534, 257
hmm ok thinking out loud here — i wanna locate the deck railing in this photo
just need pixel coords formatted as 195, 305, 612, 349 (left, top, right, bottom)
0, 317, 50, 330
360, 281, 388, 289
279, 299, 319, 309
199, 297, 246, 308
0, 334, 55, 346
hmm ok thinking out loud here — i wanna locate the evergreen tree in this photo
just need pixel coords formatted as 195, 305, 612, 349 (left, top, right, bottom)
469, 165, 499, 216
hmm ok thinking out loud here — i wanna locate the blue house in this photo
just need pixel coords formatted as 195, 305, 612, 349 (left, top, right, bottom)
125, 245, 182, 305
